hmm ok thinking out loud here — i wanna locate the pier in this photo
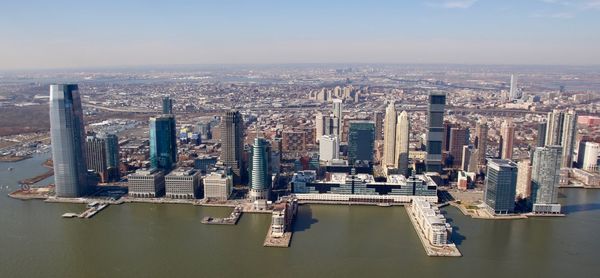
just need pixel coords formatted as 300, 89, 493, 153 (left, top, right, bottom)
263, 198, 298, 248
406, 202, 461, 257
61, 202, 109, 219
201, 205, 243, 225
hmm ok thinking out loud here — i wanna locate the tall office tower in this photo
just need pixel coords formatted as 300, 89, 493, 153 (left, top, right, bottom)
462, 145, 476, 172
500, 119, 515, 160
85, 134, 108, 183
373, 111, 384, 140
560, 110, 577, 168
149, 115, 177, 172
531, 146, 562, 214
545, 109, 565, 146
484, 159, 518, 215
516, 159, 532, 200
577, 141, 599, 172
474, 120, 488, 167
442, 122, 454, 152
332, 99, 343, 139
249, 137, 270, 201
537, 122, 547, 147
509, 74, 519, 100
222, 111, 245, 184
315, 112, 324, 143
319, 135, 339, 162
425, 92, 445, 173
162, 96, 173, 114
347, 121, 375, 164
49, 84, 89, 197
395, 111, 410, 176
383, 101, 397, 166
449, 127, 469, 168
102, 133, 120, 181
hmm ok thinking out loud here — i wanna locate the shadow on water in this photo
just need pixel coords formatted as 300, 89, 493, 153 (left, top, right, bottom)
293, 205, 318, 232
445, 217, 466, 246
562, 203, 600, 214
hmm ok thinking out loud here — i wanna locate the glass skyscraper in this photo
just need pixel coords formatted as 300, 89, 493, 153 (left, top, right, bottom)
249, 137, 270, 201
426, 92, 446, 173
531, 145, 562, 213
49, 84, 89, 197
484, 159, 518, 214
162, 96, 173, 114
221, 111, 244, 184
347, 121, 375, 164
150, 115, 177, 172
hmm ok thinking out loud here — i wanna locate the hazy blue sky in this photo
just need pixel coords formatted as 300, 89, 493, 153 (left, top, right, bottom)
1, 0, 599, 69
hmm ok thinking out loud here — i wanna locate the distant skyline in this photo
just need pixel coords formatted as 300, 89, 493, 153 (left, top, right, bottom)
1, 0, 600, 70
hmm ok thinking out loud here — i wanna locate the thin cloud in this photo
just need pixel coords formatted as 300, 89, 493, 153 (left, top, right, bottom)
425, 0, 478, 9
530, 11, 575, 18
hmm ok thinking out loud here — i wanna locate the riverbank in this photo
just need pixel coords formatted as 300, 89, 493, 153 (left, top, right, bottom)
0, 155, 31, 162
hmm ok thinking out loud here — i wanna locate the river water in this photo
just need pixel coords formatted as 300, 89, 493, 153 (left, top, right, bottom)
1, 155, 599, 277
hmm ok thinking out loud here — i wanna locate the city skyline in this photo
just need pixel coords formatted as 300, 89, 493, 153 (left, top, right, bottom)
2, 0, 600, 70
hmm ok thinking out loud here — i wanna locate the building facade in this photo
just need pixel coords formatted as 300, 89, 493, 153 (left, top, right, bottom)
347, 121, 375, 164
426, 92, 446, 173
149, 115, 177, 172
165, 168, 201, 199
221, 110, 245, 184
203, 171, 233, 200
484, 159, 518, 214
128, 168, 165, 198
531, 146, 562, 214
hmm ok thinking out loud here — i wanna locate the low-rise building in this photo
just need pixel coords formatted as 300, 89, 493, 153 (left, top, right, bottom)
165, 168, 201, 199
412, 198, 452, 246
127, 168, 165, 198
203, 171, 233, 200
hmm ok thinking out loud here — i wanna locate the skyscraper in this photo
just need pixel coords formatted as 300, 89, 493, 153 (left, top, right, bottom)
373, 111, 384, 140
530, 146, 562, 214
319, 135, 339, 162
537, 122, 547, 147
315, 112, 334, 143
347, 121, 375, 164
484, 159, 518, 214
395, 111, 410, 176
49, 84, 89, 197
222, 111, 244, 184
332, 99, 343, 139
249, 137, 270, 201
561, 110, 577, 168
509, 74, 519, 100
426, 92, 445, 173
462, 145, 476, 172
102, 133, 120, 181
383, 101, 397, 167
149, 115, 177, 172
449, 127, 469, 168
500, 119, 515, 160
162, 96, 173, 114
516, 159, 532, 200
474, 119, 488, 168
86, 133, 108, 183
545, 109, 564, 146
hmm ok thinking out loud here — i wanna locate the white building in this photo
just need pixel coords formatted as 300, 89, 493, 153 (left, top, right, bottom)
412, 198, 452, 246
203, 171, 233, 200
319, 135, 339, 162
128, 168, 165, 198
578, 141, 599, 172
165, 168, 201, 199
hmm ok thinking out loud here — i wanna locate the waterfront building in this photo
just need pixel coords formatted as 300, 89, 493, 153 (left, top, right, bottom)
395, 111, 410, 176
249, 137, 270, 201
221, 110, 245, 184
162, 96, 173, 114
203, 171, 233, 201
412, 198, 452, 246
545, 109, 564, 146
449, 127, 469, 168
102, 133, 120, 182
537, 122, 547, 147
516, 159, 532, 200
577, 141, 599, 172
85, 134, 108, 183
319, 135, 339, 162
165, 168, 201, 199
484, 159, 518, 214
531, 146, 562, 214
426, 92, 445, 173
127, 168, 165, 198
347, 121, 375, 164
49, 84, 89, 197
383, 101, 397, 167
561, 110, 577, 168
149, 115, 177, 172
290, 170, 438, 203
500, 119, 515, 160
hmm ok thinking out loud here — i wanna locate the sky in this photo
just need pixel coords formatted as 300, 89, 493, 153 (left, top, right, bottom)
1, 0, 600, 70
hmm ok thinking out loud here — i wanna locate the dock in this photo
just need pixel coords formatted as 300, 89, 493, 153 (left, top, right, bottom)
263, 226, 293, 247
201, 205, 243, 225
62, 202, 109, 219
406, 204, 462, 257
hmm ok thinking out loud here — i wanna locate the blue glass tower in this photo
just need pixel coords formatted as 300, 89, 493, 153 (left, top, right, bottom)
49, 84, 89, 197
150, 115, 177, 172
347, 121, 375, 164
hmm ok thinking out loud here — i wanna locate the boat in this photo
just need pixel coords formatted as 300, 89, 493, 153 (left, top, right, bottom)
8, 167, 14, 171
377, 203, 392, 207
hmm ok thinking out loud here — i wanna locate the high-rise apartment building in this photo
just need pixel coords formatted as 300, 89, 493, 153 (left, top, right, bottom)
500, 119, 515, 160
249, 137, 270, 201
383, 101, 397, 167
49, 84, 89, 197
531, 146, 562, 214
449, 127, 469, 168
332, 99, 343, 140
395, 111, 410, 176
537, 122, 547, 147
474, 120, 488, 168
516, 159, 532, 200
319, 135, 339, 162
561, 110, 577, 168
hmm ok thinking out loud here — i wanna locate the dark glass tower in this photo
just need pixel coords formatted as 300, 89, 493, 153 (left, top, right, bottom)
49, 84, 89, 197
426, 92, 446, 173
150, 115, 177, 172
347, 121, 375, 164
222, 111, 245, 184
162, 96, 173, 114
484, 159, 518, 214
